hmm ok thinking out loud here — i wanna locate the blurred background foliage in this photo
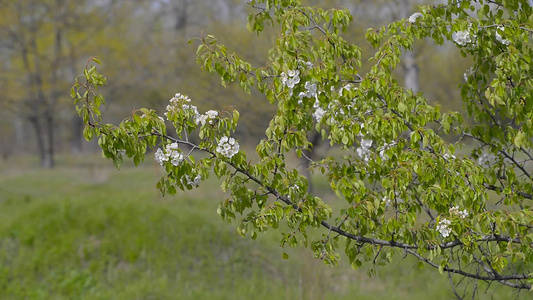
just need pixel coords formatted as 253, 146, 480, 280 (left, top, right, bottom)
0, 0, 470, 167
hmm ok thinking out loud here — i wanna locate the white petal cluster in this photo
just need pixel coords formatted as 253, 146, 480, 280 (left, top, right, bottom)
281, 69, 300, 89
449, 205, 469, 219
463, 67, 474, 82
216, 136, 240, 158
297, 59, 314, 69
495, 26, 510, 45
408, 12, 423, 24
313, 100, 326, 123
379, 142, 396, 160
341, 83, 356, 93
298, 81, 318, 100
436, 218, 452, 238
452, 26, 477, 47
356, 139, 373, 162
154, 142, 184, 166
196, 110, 219, 126
184, 174, 202, 187
164, 93, 200, 122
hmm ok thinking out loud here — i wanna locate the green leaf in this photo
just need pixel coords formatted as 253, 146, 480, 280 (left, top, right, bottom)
398, 102, 407, 113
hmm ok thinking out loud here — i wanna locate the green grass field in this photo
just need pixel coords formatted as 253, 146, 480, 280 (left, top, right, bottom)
0, 155, 528, 299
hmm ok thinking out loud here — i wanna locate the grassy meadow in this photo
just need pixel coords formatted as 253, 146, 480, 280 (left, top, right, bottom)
0, 154, 528, 299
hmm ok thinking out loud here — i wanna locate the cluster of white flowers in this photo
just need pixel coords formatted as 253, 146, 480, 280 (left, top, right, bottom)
379, 142, 396, 160
184, 174, 202, 187
495, 26, 510, 45
449, 205, 469, 219
356, 139, 373, 162
196, 110, 219, 126
463, 67, 474, 82
155, 142, 184, 167
164, 93, 200, 122
298, 59, 314, 69
280, 69, 300, 89
452, 26, 477, 47
436, 218, 452, 238
298, 81, 318, 100
216, 136, 240, 158
313, 100, 326, 123
408, 12, 423, 24
340, 83, 356, 93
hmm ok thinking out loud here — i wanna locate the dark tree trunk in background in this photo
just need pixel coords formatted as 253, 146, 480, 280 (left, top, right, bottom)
44, 111, 55, 168
71, 116, 84, 154
28, 116, 52, 168
404, 50, 419, 93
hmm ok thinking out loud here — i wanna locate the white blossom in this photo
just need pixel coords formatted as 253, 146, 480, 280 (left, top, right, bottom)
288, 69, 299, 77
196, 110, 219, 126
495, 26, 510, 45
165, 93, 200, 122
281, 69, 301, 89
305, 82, 317, 97
216, 136, 240, 158
449, 205, 469, 219
313, 107, 326, 122
463, 67, 474, 82
166, 143, 184, 166
280, 72, 288, 85
341, 83, 355, 92
408, 12, 423, 24
356, 139, 373, 162
379, 142, 396, 160
312, 100, 326, 123
155, 148, 166, 166
452, 26, 477, 47
184, 174, 202, 187
154, 142, 184, 167
286, 76, 300, 88
436, 218, 452, 238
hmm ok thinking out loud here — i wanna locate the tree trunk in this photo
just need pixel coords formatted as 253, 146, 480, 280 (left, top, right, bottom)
44, 110, 55, 168
28, 116, 50, 168
404, 49, 419, 93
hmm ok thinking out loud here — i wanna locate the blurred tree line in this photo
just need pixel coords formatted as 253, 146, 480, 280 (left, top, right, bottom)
0, 0, 470, 168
